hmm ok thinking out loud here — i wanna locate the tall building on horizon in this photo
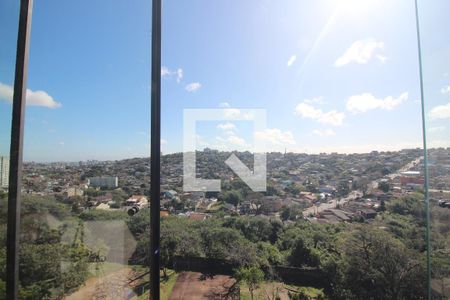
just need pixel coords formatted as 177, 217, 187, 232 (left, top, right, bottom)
0, 156, 9, 188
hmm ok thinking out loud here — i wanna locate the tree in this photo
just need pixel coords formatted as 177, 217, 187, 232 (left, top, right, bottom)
235, 266, 264, 300
221, 191, 242, 207
205, 191, 219, 198
288, 238, 320, 267
306, 182, 318, 193
280, 206, 300, 221
265, 185, 278, 196
201, 227, 258, 267
378, 181, 390, 193
387, 193, 425, 219
112, 189, 128, 205
223, 216, 281, 244
336, 225, 426, 300
18, 243, 90, 299
353, 178, 369, 196
382, 167, 391, 176
379, 199, 386, 212
127, 208, 150, 237
337, 180, 350, 197
160, 231, 180, 278
256, 242, 283, 267
285, 183, 301, 195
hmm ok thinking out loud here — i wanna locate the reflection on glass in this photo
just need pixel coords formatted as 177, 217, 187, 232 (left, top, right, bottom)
160, 0, 429, 299
418, 0, 450, 298
0, 0, 20, 298
18, 0, 151, 299
1, 0, 445, 298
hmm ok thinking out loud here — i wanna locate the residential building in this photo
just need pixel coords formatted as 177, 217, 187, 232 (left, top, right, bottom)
0, 156, 9, 188
126, 195, 148, 207
87, 176, 118, 188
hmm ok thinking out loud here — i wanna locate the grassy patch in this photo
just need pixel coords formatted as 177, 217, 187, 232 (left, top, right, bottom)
240, 282, 327, 300
79, 209, 128, 221
161, 270, 178, 300
133, 270, 178, 300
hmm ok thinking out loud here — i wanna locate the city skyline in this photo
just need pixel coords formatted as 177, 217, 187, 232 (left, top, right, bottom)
0, 0, 449, 162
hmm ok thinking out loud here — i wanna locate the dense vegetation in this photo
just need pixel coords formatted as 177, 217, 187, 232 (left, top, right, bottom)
0, 193, 100, 299
0, 191, 447, 299
130, 193, 432, 299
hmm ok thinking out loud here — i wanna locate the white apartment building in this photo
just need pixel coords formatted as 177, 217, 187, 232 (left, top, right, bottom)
87, 176, 118, 188
0, 156, 9, 188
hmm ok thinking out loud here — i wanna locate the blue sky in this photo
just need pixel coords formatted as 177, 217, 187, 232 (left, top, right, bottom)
0, 0, 449, 162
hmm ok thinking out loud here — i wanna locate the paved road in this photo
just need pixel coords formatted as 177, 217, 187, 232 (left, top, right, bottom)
302, 191, 362, 217
368, 157, 422, 192
429, 189, 450, 194
302, 157, 421, 217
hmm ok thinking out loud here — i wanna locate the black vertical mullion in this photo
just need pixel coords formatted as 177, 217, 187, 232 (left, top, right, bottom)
150, 0, 161, 299
6, 0, 33, 299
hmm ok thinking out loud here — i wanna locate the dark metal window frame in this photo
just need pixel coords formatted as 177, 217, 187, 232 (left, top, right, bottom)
150, 0, 162, 299
6, 0, 33, 299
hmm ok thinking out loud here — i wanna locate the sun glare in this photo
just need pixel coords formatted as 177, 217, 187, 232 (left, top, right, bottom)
334, 0, 378, 16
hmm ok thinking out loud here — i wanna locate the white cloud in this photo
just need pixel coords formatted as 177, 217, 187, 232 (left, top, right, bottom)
255, 128, 296, 145
219, 102, 230, 108
295, 102, 345, 126
161, 139, 168, 145
376, 54, 388, 63
185, 82, 202, 92
176, 68, 183, 83
227, 135, 246, 146
428, 126, 445, 133
58, 141, 65, 146
222, 108, 253, 120
0, 82, 61, 109
0, 84, 25, 105
203, 128, 296, 152
346, 92, 408, 114
198, 132, 249, 151
312, 129, 336, 136
161, 66, 183, 83
287, 55, 297, 67
196, 134, 211, 149
161, 66, 170, 77
223, 108, 241, 119
217, 122, 236, 130
334, 38, 386, 67
428, 139, 450, 148
303, 97, 325, 104
441, 85, 450, 94
429, 103, 450, 120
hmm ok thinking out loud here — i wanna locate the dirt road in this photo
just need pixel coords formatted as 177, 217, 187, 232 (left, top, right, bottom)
169, 272, 236, 300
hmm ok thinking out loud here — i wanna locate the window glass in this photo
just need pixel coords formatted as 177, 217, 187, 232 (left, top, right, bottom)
418, 0, 450, 298
161, 1, 427, 299
19, 1, 151, 298
0, 0, 20, 298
